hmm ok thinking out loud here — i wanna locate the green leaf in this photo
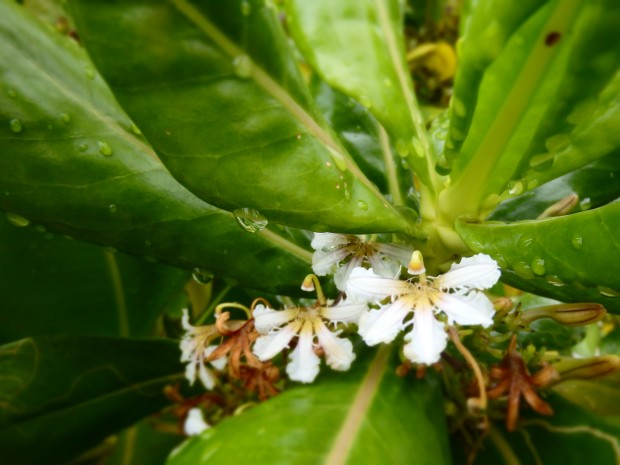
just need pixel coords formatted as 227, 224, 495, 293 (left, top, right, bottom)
440, 0, 620, 219
167, 347, 452, 465
0, 214, 188, 343
552, 373, 620, 417
0, 1, 311, 295
286, 0, 439, 192
106, 420, 183, 465
490, 150, 620, 221
68, 0, 410, 234
0, 336, 183, 465
456, 202, 620, 313
474, 395, 620, 465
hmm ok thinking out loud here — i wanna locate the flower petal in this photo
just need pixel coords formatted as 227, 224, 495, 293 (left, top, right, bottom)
198, 360, 217, 389
184, 408, 210, 436
184, 360, 197, 385
436, 254, 500, 291
334, 252, 364, 290
253, 305, 298, 334
311, 232, 352, 250
312, 247, 351, 276
367, 252, 402, 280
403, 307, 447, 365
320, 298, 367, 325
181, 308, 194, 331
346, 267, 412, 303
253, 321, 300, 361
286, 321, 320, 383
205, 345, 227, 371
358, 298, 411, 346
314, 320, 355, 371
375, 243, 413, 264
437, 291, 495, 327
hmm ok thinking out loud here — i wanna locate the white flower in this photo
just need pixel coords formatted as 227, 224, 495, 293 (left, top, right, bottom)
252, 298, 366, 383
180, 309, 227, 389
184, 408, 210, 436
311, 233, 412, 290
346, 254, 500, 365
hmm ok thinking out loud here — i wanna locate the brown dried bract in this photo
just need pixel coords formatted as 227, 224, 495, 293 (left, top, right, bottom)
208, 312, 280, 400
487, 336, 559, 431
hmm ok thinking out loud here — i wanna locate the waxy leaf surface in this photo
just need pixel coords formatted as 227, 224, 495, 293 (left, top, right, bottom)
0, 1, 311, 295
456, 202, 620, 313
0, 336, 183, 465
69, 0, 410, 234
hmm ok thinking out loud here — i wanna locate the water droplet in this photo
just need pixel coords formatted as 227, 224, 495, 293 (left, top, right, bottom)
571, 235, 583, 249
531, 257, 546, 276
357, 200, 368, 210
60, 113, 71, 124
529, 153, 555, 170
567, 98, 597, 125
411, 137, 425, 158
545, 133, 571, 153
98, 141, 113, 156
130, 123, 142, 135
109, 204, 117, 214
7, 89, 16, 98
507, 180, 524, 196
545, 275, 565, 287
192, 267, 214, 285
241, 0, 251, 16
518, 234, 534, 248
233, 208, 268, 233
343, 183, 351, 200
9, 119, 22, 133
513, 262, 534, 279
6, 212, 30, 227
527, 178, 539, 190
395, 139, 409, 158
579, 197, 591, 210
435, 155, 451, 175
327, 147, 347, 171
78, 143, 88, 152
85, 66, 95, 79
597, 286, 620, 298
452, 97, 467, 117
233, 55, 253, 78
295, 133, 302, 140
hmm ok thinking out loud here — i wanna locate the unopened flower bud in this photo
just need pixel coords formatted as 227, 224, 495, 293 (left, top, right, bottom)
552, 355, 620, 383
520, 303, 606, 327
492, 297, 513, 316
301, 274, 316, 292
537, 193, 579, 219
408, 250, 426, 275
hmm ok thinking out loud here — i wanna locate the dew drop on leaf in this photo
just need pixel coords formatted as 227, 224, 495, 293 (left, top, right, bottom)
571, 235, 583, 249
5, 212, 30, 227
357, 200, 368, 211
327, 147, 347, 171
109, 204, 117, 214
545, 275, 565, 287
513, 262, 534, 279
232, 55, 253, 78
531, 257, 546, 276
78, 143, 88, 152
9, 118, 22, 133
395, 139, 409, 158
233, 208, 268, 233
567, 98, 597, 125
529, 153, 555, 170
517, 234, 533, 248
579, 197, 591, 210
507, 180, 524, 196
98, 141, 113, 156
411, 137, 425, 158
192, 267, 214, 285
544, 133, 570, 153
60, 113, 71, 124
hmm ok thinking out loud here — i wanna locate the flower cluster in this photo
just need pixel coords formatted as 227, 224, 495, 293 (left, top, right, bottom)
179, 233, 500, 389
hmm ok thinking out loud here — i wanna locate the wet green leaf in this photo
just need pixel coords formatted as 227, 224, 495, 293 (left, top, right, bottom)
456, 202, 620, 313
0, 336, 183, 465
68, 0, 410, 234
167, 347, 452, 465
0, 214, 188, 343
441, 0, 620, 219
0, 1, 311, 295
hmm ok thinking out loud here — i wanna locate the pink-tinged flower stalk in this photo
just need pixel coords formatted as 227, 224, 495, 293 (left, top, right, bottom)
252, 275, 367, 383
180, 309, 227, 389
346, 253, 500, 365
311, 233, 412, 290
